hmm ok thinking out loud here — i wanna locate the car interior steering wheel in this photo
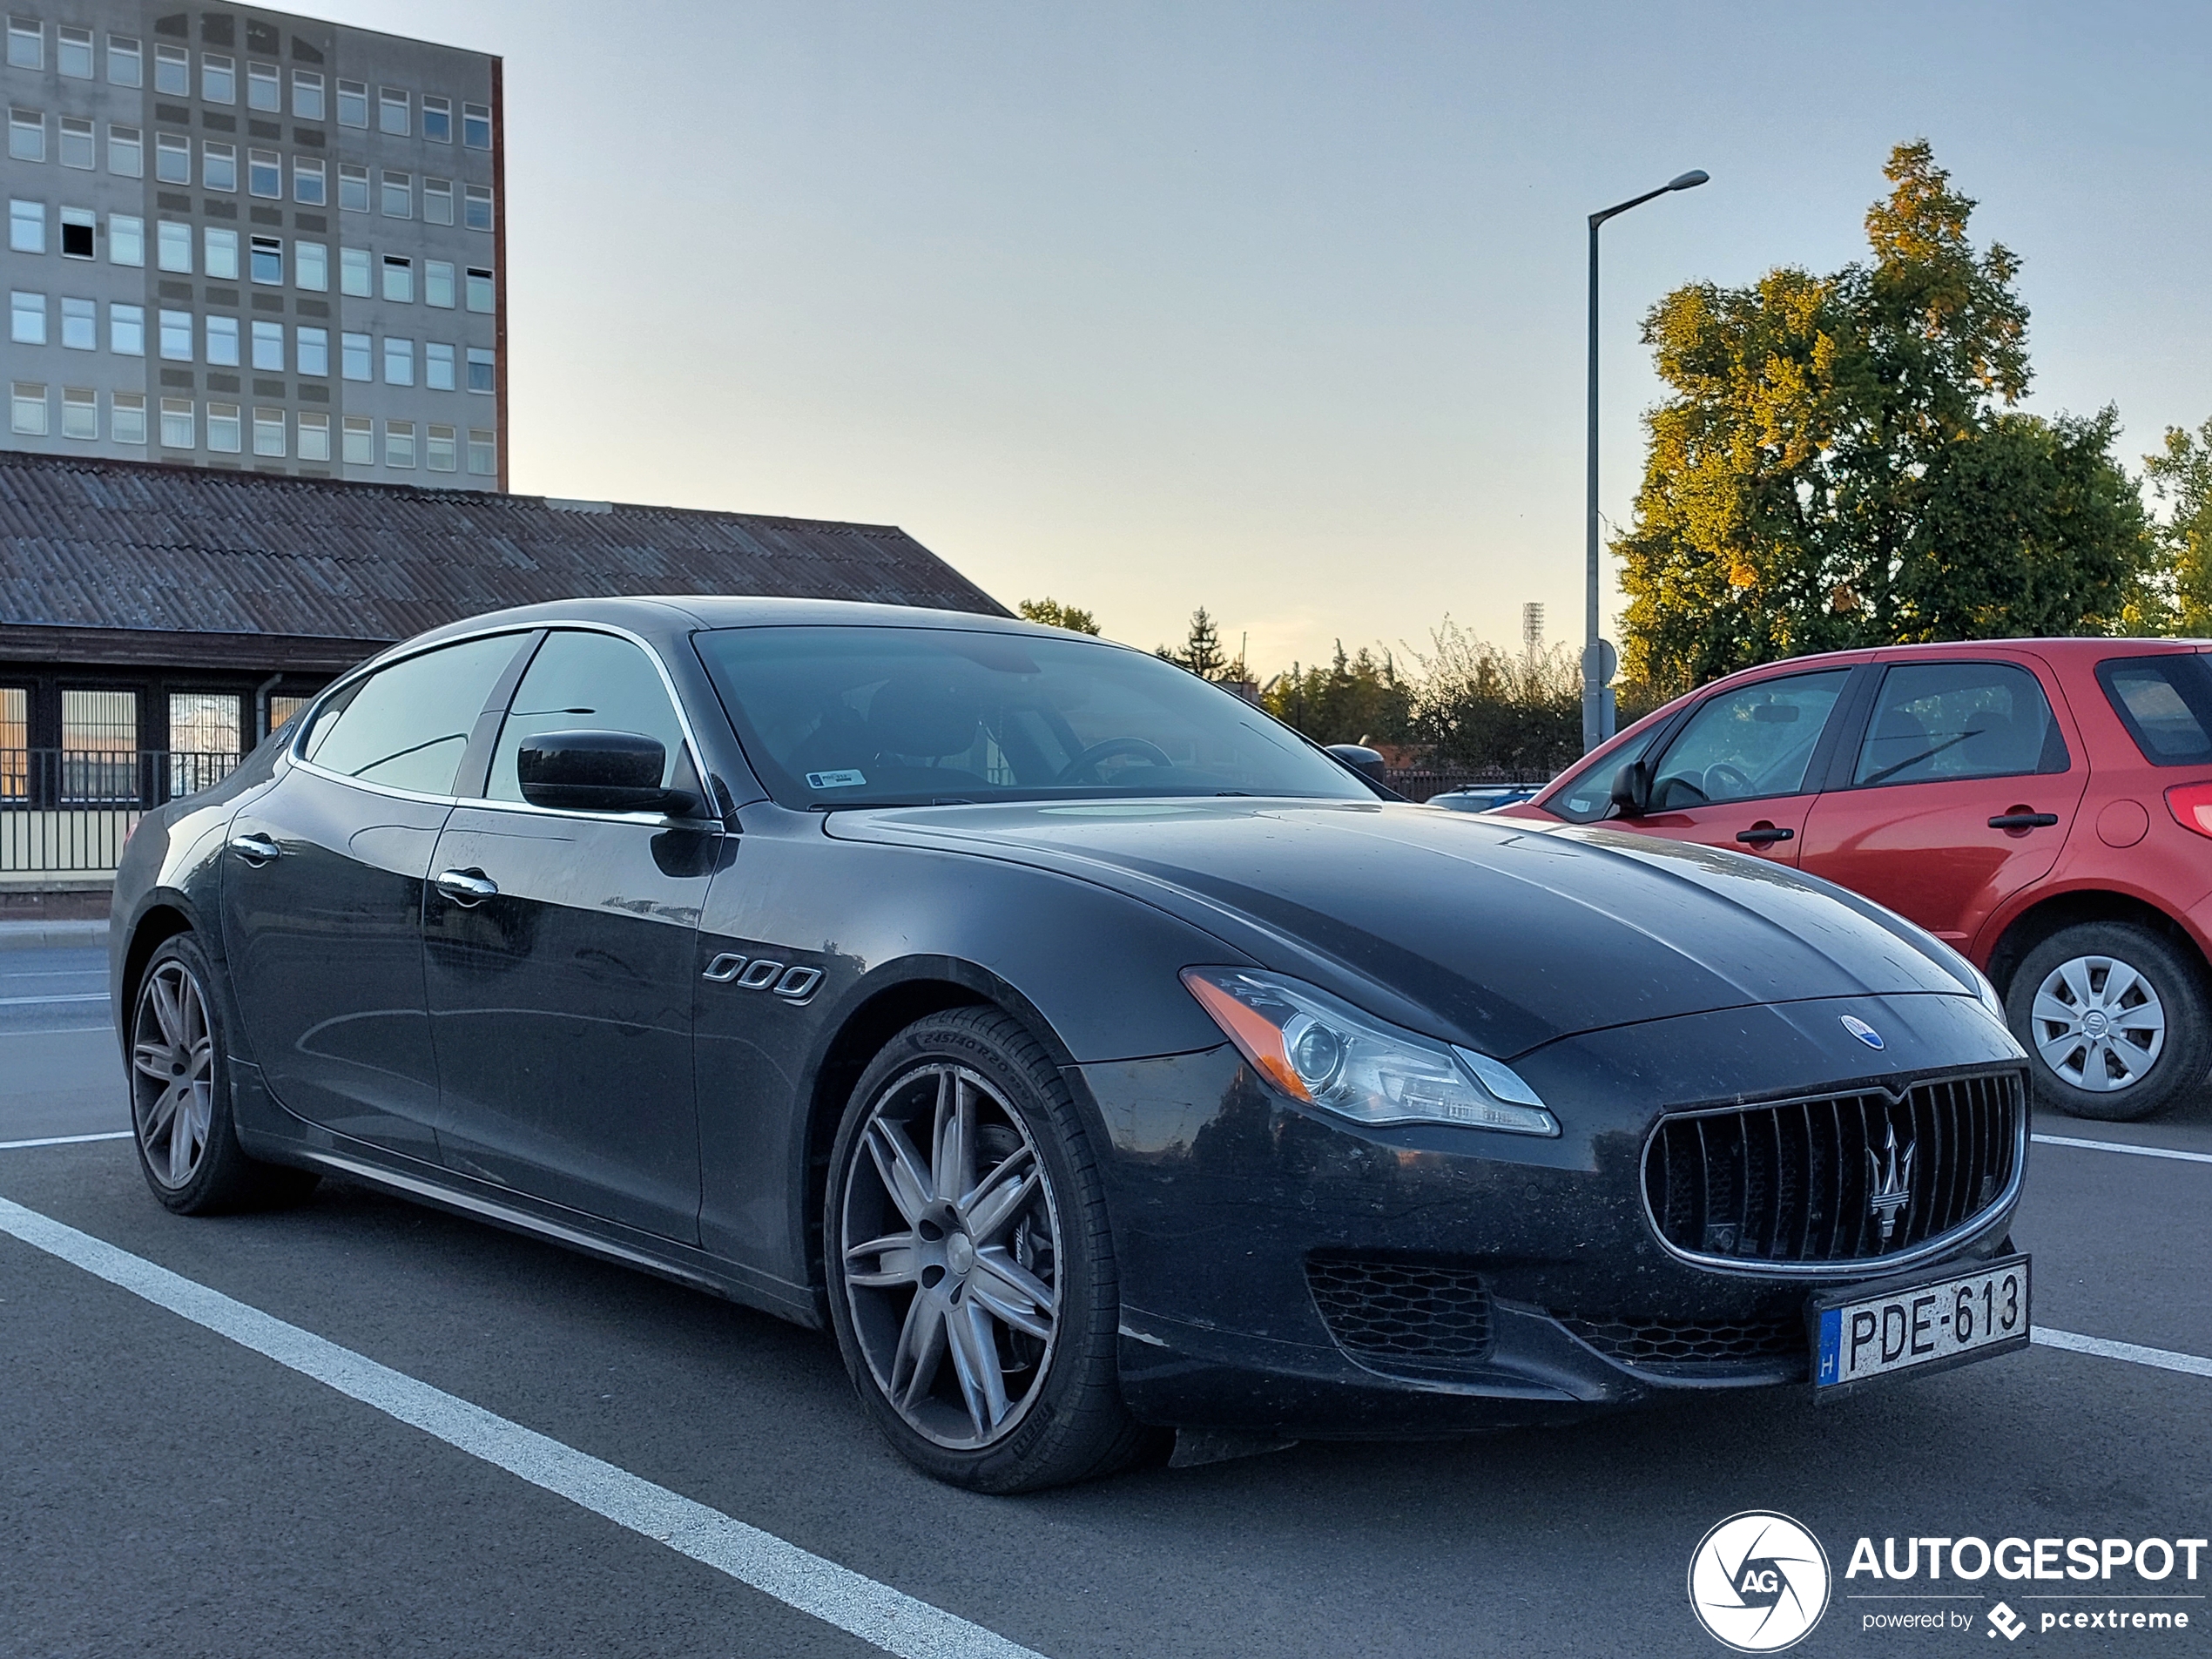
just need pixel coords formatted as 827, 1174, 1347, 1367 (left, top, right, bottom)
1055, 737, 1176, 785
1702, 762, 1752, 800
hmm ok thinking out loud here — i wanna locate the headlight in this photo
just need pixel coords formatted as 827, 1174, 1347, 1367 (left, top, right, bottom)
1181, 967, 1559, 1136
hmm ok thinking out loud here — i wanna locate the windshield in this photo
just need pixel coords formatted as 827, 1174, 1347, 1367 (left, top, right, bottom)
694, 624, 1371, 808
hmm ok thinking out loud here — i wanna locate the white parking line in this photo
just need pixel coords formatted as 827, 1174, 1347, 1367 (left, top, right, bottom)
2033, 1327, 2212, 1379
0, 993, 108, 1007
2033, 1133, 2212, 1167
0, 1195, 1045, 1659
0, 1130, 132, 1151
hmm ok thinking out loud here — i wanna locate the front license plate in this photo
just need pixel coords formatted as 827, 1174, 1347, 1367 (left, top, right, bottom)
1813, 1254, 2031, 1393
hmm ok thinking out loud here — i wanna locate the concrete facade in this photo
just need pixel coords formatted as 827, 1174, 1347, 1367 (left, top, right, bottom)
3, 2, 505, 489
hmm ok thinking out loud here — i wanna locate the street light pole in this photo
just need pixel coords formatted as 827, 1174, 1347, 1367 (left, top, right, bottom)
1583, 168, 1709, 753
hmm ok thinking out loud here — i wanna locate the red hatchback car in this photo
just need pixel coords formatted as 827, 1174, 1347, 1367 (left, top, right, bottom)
1499, 639, 2212, 1122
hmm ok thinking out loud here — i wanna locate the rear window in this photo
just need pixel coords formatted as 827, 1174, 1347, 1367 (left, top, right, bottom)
2097, 654, 2212, 766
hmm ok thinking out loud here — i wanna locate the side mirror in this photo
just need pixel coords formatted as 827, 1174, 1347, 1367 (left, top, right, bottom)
518, 729, 695, 816
1609, 759, 1652, 818
1326, 743, 1389, 785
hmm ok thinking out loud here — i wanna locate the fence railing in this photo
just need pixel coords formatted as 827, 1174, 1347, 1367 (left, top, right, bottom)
1, 749, 242, 876
1383, 766, 1558, 804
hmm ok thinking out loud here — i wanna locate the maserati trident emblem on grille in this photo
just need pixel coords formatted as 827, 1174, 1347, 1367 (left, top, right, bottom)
1866, 1123, 1916, 1244
1840, 1015, 1885, 1050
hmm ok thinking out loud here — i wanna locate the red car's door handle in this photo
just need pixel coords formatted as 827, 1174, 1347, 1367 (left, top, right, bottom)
1988, 812, 2060, 830
1735, 825, 1795, 846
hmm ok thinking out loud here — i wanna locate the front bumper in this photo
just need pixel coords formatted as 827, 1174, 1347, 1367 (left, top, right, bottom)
1076, 993, 2027, 1436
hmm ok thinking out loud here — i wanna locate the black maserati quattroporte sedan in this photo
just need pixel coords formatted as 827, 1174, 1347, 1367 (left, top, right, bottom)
113, 598, 2033, 1490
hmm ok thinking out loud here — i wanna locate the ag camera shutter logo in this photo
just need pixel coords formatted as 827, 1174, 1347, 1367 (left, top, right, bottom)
1689, 1511, 1831, 1652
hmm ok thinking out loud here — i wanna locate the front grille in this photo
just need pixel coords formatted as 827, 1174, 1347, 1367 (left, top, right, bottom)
1643, 1070, 2021, 1265
1306, 1254, 1494, 1362
1558, 1311, 1805, 1374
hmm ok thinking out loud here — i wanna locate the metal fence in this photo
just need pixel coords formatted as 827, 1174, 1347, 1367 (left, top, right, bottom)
1, 750, 241, 876
1384, 766, 1558, 804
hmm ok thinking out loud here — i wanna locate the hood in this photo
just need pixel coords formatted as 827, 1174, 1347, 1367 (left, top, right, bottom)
824, 799, 1979, 1058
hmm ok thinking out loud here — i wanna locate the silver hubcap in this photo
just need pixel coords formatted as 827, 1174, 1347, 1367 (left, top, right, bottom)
838, 1062, 1062, 1451
2031, 954, 2166, 1093
132, 961, 215, 1188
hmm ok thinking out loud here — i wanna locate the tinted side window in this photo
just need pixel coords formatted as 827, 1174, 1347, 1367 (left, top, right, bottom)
2097, 654, 2212, 766
486, 631, 689, 802
301, 633, 523, 794
1649, 671, 1851, 809
1851, 661, 2067, 787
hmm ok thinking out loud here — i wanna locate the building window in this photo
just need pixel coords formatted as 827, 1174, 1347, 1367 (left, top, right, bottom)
159, 396, 194, 448
169, 693, 241, 767
464, 185, 493, 232
109, 301, 145, 354
153, 42, 187, 95
9, 290, 44, 344
112, 391, 147, 444
378, 86, 408, 136
336, 78, 367, 128
9, 199, 43, 253
59, 207, 92, 260
204, 226, 238, 280
425, 260, 455, 308
384, 418, 415, 468
158, 309, 192, 361
381, 255, 413, 303
60, 295, 93, 349
0, 686, 24, 800
426, 422, 458, 472
466, 267, 494, 314
383, 335, 415, 386
462, 101, 491, 149
341, 331, 370, 380
107, 34, 141, 86
422, 177, 454, 226
107, 124, 143, 177
246, 60, 280, 112
426, 341, 455, 390
290, 69, 323, 119
157, 219, 192, 273
247, 149, 280, 198
337, 164, 368, 212
11, 381, 48, 435
58, 116, 94, 169
10, 107, 45, 164
203, 141, 237, 192
61, 386, 97, 440
339, 246, 370, 296
62, 691, 138, 799
467, 428, 495, 475
341, 415, 372, 464
6, 15, 37, 69
249, 234, 281, 284
295, 240, 327, 292
292, 156, 324, 205
109, 213, 145, 266
295, 324, 327, 375
205, 313, 239, 367
252, 405, 285, 456
421, 95, 451, 143
155, 131, 190, 185
381, 170, 411, 219
297, 410, 330, 462
56, 23, 91, 77
207, 401, 242, 453
466, 346, 495, 394
250, 318, 282, 370
201, 53, 235, 105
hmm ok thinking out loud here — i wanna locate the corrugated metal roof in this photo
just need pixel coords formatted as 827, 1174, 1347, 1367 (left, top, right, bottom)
0, 451, 1007, 647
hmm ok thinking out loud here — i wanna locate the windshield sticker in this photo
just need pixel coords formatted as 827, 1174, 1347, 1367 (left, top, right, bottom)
806, 769, 867, 790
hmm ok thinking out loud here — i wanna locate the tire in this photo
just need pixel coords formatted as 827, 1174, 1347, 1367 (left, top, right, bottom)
128, 934, 320, 1214
2004, 921, 2212, 1123
822, 1006, 1152, 1493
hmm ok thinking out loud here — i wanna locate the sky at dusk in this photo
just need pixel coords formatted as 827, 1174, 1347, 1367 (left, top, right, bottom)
313, 1, 2211, 672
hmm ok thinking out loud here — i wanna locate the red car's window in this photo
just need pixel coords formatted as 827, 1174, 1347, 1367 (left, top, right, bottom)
1849, 662, 2067, 787
2097, 655, 2212, 766
1649, 671, 1852, 808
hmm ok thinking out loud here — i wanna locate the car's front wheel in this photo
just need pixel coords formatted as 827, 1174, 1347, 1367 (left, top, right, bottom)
2005, 921, 2211, 1123
824, 1007, 1151, 1492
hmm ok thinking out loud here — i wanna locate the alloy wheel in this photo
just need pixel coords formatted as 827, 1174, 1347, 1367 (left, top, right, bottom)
837, 1062, 1062, 1451
2030, 953, 2166, 1094
132, 961, 216, 1188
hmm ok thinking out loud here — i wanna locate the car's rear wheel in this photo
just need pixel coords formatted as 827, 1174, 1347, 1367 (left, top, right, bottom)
824, 1006, 1151, 1492
2005, 921, 2211, 1123
130, 934, 319, 1214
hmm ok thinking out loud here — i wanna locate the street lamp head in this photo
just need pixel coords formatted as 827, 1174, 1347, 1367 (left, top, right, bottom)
1667, 170, 1710, 192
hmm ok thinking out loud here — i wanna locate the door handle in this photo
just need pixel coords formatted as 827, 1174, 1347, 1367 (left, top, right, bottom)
433, 867, 499, 906
228, 833, 281, 867
1735, 825, 1795, 846
1988, 812, 2060, 831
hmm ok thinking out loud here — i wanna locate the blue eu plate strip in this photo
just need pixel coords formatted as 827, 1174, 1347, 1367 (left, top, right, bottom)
1816, 1306, 1842, 1386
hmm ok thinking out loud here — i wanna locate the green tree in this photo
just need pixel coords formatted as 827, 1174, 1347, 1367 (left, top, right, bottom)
1618, 140, 2153, 698
1402, 621, 1581, 770
1261, 642, 1412, 745
2145, 419, 2212, 634
1159, 607, 1234, 680
1016, 597, 1102, 635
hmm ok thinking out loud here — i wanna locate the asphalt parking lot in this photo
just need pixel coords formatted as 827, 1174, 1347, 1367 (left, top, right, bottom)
3, 939, 2208, 1658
